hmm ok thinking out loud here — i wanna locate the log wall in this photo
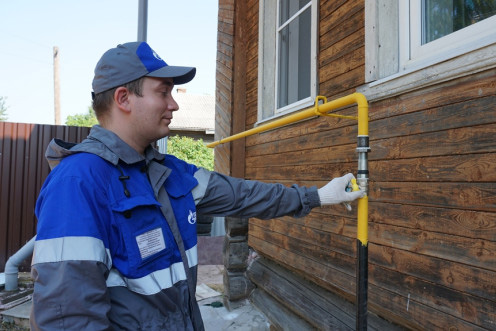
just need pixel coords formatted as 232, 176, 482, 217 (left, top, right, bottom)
223, 0, 496, 329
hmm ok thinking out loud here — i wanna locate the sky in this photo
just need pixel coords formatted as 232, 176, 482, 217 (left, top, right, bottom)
0, 0, 218, 125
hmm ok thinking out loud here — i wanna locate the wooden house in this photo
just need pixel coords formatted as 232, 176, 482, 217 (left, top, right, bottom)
215, 0, 496, 329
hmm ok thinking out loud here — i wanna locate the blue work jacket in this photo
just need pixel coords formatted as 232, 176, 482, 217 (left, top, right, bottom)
30, 125, 321, 330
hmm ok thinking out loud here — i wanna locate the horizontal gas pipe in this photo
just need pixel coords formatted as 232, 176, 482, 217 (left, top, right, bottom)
207, 93, 370, 330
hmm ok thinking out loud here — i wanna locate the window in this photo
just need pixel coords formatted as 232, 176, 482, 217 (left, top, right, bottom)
277, 0, 312, 109
423, 0, 496, 43
406, 0, 496, 70
258, 0, 318, 122
361, 0, 496, 100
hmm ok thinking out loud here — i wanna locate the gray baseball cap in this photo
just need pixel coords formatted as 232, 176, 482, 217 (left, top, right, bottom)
92, 41, 196, 94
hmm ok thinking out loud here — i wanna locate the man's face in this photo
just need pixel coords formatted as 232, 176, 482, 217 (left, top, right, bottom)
129, 77, 178, 144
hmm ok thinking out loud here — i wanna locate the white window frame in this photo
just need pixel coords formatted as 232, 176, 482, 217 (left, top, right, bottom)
360, 0, 496, 102
405, 1, 496, 72
257, 0, 318, 124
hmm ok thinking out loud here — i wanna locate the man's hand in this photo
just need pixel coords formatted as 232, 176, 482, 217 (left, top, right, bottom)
318, 173, 365, 209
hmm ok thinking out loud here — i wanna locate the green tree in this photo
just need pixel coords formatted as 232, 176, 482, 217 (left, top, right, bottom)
66, 107, 98, 127
0, 96, 8, 121
167, 135, 214, 171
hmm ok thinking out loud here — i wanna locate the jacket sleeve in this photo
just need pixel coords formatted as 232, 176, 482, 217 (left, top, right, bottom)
31, 155, 114, 330
192, 168, 321, 219
30, 260, 112, 331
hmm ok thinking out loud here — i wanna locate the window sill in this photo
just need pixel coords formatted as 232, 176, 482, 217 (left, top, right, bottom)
357, 43, 496, 102
255, 97, 315, 127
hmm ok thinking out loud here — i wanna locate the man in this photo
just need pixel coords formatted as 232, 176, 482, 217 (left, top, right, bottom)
30, 41, 364, 330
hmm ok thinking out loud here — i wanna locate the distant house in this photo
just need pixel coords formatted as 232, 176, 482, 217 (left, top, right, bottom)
169, 89, 215, 142
156, 89, 215, 153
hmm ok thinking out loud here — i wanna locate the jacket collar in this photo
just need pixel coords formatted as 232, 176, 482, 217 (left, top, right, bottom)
75, 125, 166, 166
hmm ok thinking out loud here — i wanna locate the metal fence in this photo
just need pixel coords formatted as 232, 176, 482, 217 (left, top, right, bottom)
0, 122, 91, 271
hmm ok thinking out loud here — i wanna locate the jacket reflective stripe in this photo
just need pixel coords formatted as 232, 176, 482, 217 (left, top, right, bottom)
186, 244, 198, 267
106, 245, 197, 295
32, 236, 112, 270
106, 262, 185, 295
192, 167, 211, 204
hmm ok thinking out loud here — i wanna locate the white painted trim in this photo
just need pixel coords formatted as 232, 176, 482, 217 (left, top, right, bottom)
258, 0, 277, 120
358, 43, 496, 102
406, 1, 496, 71
365, 0, 400, 83
274, 0, 281, 112
364, 0, 378, 82
254, 97, 315, 127
310, 0, 318, 103
398, 0, 410, 70
257, 0, 264, 121
363, 0, 496, 102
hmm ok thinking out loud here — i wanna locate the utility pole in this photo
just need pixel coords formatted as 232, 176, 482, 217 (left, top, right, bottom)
138, 0, 162, 150
137, 0, 148, 42
53, 46, 61, 125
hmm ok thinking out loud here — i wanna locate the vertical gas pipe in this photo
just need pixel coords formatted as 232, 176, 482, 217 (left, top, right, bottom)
355, 93, 370, 330
207, 93, 370, 328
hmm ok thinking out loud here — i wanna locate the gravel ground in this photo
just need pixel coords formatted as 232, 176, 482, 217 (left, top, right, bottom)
0, 320, 29, 331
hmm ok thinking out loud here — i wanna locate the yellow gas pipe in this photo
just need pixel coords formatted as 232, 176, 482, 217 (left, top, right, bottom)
208, 93, 364, 148
207, 93, 370, 330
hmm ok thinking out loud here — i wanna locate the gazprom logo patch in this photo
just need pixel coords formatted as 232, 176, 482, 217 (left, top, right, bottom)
188, 210, 197, 224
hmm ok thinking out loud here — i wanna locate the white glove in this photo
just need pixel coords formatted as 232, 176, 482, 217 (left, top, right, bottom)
318, 173, 365, 208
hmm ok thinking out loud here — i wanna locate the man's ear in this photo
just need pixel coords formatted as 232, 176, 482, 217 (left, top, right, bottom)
114, 87, 131, 113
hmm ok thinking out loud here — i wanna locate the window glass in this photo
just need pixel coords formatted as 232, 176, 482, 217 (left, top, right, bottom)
258, 0, 316, 122
423, 0, 496, 43
277, 6, 311, 108
277, 0, 311, 109
279, 0, 311, 23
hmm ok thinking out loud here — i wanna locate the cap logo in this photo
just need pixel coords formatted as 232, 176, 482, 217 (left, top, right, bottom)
136, 42, 167, 72
152, 51, 162, 61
